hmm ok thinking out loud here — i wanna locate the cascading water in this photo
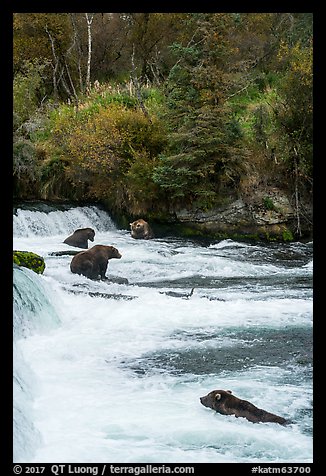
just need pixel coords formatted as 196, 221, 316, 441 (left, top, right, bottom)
13, 205, 114, 238
13, 204, 313, 463
13, 265, 61, 462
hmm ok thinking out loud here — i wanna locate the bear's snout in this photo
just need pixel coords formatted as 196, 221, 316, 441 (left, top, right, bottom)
200, 396, 209, 407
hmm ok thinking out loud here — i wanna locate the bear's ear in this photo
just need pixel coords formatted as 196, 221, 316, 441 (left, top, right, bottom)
226, 390, 232, 394
215, 393, 222, 400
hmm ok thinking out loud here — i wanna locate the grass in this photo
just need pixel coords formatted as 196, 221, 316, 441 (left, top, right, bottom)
228, 81, 280, 141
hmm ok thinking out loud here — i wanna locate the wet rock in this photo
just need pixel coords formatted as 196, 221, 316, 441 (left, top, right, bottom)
174, 188, 297, 240
159, 288, 195, 299
13, 250, 46, 274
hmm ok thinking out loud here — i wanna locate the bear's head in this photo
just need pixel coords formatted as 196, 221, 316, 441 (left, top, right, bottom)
130, 219, 149, 238
130, 219, 146, 231
87, 228, 95, 242
200, 389, 233, 411
106, 246, 122, 259
73, 227, 95, 241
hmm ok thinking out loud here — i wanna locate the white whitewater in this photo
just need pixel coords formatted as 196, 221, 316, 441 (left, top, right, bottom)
13, 205, 313, 463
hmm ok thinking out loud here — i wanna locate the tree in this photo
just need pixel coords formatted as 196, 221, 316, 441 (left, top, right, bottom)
153, 14, 245, 209
14, 13, 96, 101
274, 34, 313, 236
14, 14, 72, 97
85, 13, 94, 92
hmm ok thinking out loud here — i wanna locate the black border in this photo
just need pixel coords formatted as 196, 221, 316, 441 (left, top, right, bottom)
6, 1, 320, 472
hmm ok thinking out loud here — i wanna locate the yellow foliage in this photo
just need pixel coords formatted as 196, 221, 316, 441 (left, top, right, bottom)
44, 101, 166, 210
278, 40, 312, 86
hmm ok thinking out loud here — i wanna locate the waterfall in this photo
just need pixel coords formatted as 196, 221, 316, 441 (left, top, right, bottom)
13, 266, 61, 462
13, 266, 61, 338
13, 205, 115, 238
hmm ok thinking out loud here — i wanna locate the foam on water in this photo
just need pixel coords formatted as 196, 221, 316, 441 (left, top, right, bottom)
13, 205, 313, 463
13, 205, 114, 237
13, 266, 61, 462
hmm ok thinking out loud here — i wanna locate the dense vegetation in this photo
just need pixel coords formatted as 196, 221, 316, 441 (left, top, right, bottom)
13, 13, 313, 235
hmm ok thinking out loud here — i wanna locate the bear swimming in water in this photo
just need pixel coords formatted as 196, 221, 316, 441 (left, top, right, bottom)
130, 219, 154, 240
200, 389, 289, 425
70, 244, 122, 280
64, 228, 95, 249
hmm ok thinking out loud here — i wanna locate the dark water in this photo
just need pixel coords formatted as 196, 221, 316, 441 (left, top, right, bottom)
126, 327, 312, 378
13, 204, 313, 463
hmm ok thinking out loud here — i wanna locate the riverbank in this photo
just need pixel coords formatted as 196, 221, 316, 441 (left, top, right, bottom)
14, 196, 312, 243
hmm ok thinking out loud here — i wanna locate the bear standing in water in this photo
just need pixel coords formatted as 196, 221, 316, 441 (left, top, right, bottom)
64, 228, 95, 249
130, 219, 154, 240
200, 389, 289, 425
70, 244, 122, 280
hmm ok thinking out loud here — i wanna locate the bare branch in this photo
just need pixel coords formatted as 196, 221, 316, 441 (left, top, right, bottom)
69, 13, 84, 91
44, 25, 59, 100
131, 44, 152, 123
85, 13, 95, 93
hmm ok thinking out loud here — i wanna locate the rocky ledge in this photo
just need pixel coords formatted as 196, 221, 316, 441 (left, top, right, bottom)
174, 187, 305, 241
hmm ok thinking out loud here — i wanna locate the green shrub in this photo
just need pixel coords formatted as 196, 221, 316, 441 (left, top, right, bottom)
282, 229, 294, 241
13, 139, 39, 180
13, 60, 48, 129
41, 101, 167, 211
263, 197, 277, 211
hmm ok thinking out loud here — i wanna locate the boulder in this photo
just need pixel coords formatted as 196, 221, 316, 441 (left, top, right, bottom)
13, 250, 46, 274
175, 188, 297, 240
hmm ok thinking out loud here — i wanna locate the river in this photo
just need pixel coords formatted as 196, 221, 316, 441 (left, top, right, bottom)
13, 203, 313, 463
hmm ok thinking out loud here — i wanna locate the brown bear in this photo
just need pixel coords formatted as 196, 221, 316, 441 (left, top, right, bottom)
64, 228, 95, 249
70, 244, 122, 280
130, 219, 154, 240
200, 389, 289, 425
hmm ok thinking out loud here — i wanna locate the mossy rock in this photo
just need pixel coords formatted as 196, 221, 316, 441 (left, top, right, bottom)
13, 250, 46, 274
